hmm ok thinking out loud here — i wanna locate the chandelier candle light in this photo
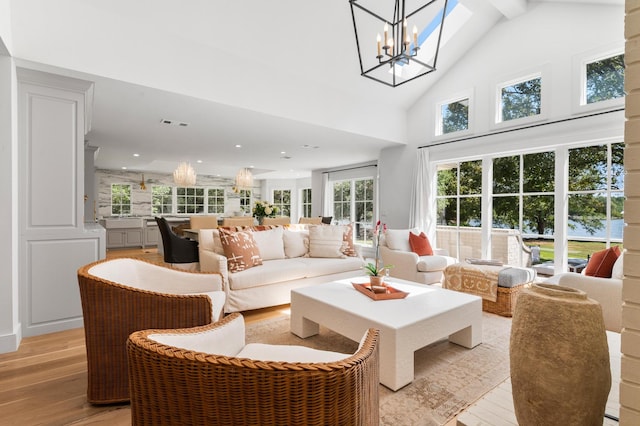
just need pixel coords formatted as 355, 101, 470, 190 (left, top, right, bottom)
349, 0, 449, 87
173, 162, 197, 187
235, 167, 254, 191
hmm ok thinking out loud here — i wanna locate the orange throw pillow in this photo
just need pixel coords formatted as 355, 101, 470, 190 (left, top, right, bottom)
584, 246, 620, 278
219, 228, 263, 273
409, 232, 433, 256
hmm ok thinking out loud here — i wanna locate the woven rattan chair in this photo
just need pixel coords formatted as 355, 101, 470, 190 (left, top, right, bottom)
78, 257, 225, 404
127, 313, 380, 426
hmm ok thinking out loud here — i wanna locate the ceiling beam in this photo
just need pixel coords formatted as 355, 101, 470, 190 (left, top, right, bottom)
488, 0, 527, 20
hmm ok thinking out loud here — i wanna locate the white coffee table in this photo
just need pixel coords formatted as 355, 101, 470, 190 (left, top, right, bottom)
290, 277, 483, 391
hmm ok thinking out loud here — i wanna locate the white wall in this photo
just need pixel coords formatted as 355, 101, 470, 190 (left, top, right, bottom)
379, 2, 624, 227
0, 52, 19, 353
0, 0, 13, 55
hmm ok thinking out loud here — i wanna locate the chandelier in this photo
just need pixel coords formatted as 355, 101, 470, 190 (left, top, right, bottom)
349, 0, 448, 87
173, 162, 197, 187
234, 168, 254, 191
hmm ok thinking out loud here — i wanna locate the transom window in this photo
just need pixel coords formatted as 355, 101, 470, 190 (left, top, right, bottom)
438, 98, 469, 135
177, 187, 204, 214
207, 188, 225, 214
272, 189, 291, 217
499, 75, 542, 122
585, 53, 624, 104
151, 185, 173, 214
111, 184, 131, 215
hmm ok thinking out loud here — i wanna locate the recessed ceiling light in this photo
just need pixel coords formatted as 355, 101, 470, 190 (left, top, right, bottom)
196, 160, 203, 163
301, 144, 320, 149
235, 144, 242, 148
133, 153, 140, 157
280, 151, 286, 154
121, 166, 127, 170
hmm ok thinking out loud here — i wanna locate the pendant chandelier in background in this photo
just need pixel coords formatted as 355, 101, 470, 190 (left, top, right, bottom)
173, 162, 197, 187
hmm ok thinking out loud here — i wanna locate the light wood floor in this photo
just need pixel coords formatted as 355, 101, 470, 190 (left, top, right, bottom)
0, 247, 289, 425
1, 247, 457, 425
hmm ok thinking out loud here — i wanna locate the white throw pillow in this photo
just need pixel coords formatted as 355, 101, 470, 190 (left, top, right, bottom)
308, 225, 345, 258
385, 228, 419, 252
611, 251, 624, 280
250, 227, 285, 261
210, 229, 224, 255
283, 229, 309, 258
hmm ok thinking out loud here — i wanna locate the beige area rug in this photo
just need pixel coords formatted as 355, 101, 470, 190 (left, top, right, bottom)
245, 312, 512, 426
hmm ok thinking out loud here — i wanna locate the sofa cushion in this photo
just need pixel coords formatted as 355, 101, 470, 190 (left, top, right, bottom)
385, 228, 419, 252
237, 343, 350, 363
228, 259, 308, 290
296, 256, 365, 277
251, 226, 285, 261
417, 255, 452, 272
283, 229, 309, 258
219, 228, 263, 273
409, 232, 433, 256
308, 225, 345, 258
585, 246, 620, 278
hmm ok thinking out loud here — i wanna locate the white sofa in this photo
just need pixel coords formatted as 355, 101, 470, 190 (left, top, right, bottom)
198, 225, 365, 313
544, 252, 623, 332
379, 228, 458, 285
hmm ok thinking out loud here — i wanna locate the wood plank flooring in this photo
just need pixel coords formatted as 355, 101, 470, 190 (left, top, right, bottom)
0, 247, 458, 425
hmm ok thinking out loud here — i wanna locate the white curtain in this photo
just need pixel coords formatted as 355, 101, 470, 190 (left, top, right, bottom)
321, 172, 330, 216
409, 149, 434, 238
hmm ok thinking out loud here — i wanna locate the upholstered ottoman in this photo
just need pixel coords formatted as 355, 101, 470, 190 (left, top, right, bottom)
443, 263, 536, 317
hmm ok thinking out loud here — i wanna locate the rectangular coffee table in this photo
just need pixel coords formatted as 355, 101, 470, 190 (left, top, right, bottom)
290, 277, 483, 391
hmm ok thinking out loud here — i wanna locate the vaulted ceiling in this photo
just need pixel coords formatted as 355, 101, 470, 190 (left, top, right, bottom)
4, 0, 623, 179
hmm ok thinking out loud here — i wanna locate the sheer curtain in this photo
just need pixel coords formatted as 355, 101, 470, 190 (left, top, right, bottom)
409, 148, 435, 239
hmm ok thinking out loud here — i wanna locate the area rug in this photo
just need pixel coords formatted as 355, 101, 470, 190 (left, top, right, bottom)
245, 312, 512, 426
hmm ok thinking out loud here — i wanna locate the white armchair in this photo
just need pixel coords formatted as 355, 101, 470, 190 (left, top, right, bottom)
544, 252, 623, 332
380, 229, 457, 285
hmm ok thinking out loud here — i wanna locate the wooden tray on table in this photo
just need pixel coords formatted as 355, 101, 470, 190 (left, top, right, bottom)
352, 282, 409, 301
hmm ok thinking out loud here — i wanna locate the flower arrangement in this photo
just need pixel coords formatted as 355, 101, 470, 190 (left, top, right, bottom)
363, 220, 392, 277
252, 200, 279, 219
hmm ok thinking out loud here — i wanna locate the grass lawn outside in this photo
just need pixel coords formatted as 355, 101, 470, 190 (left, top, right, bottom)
525, 239, 623, 263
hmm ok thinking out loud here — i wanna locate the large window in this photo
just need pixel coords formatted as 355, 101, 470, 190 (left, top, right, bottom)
301, 188, 312, 218
207, 188, 225, 214
111, 184, 131, 215
568, 143, 624, 254
499, 75, 542, 122
177, 187, 204, 214
438, 98, 469, 135
585, 54, 624, 104
273, 189, 291, 217
151, 185, 172, 214
332, 178, 375, 246
436, 160, 482, 259
238, 189, 252, 214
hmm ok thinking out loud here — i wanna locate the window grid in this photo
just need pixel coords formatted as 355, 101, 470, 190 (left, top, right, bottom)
238, 189, 252, 214
273, 189, 291, 217
151, 185, 173, 215
207, 188, 225, 214
176, 187, 205, 214
301, 188, 312, 218
111, 184, 132, 215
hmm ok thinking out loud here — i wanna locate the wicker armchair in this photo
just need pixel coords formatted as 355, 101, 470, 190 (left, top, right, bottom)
77, 257, 225, 404
127, 313, 380, 426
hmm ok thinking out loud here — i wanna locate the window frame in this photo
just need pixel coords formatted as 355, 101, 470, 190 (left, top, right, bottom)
151, 185, 173, 215
272, 189, 291, 217
176, 186, 205, 214
300, 187, 312, 218
572, 45, 625, 115
207, 187, 226, 214
111, 183, 132, 216
435, 90, 473, 138
492, 66, 549, 130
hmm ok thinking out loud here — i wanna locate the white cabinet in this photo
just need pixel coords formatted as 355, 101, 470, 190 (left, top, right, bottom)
145, 225, 160, 247
106, 228, 144, 248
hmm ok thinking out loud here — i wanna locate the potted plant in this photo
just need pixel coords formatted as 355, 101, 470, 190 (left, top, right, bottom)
252, 201, 279, 224
363, 221, 392, 286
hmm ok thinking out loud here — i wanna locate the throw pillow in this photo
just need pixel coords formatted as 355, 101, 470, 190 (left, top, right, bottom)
308, 225, 345, 258
385, 228, 419, 252
219, 228, 263, 273
611, 250, 624, 280
340, 223, 358, 257
584, 246, 620, 278
210, 229, 224, 255
250, 227, 285, 261
409, 231, 433, 256
283, 229, 309, 258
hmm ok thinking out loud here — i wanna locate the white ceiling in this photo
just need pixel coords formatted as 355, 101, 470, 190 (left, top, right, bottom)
5, 0, 623, 179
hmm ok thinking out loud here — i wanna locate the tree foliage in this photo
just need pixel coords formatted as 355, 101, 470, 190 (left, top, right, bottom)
587, 54, 625, 104
442, 99, 469, 134
501, 77, 541, 122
